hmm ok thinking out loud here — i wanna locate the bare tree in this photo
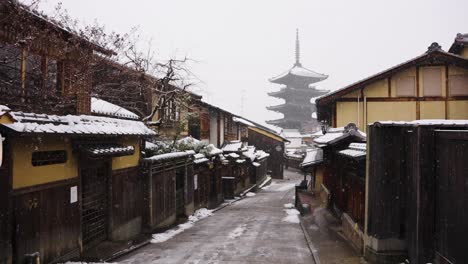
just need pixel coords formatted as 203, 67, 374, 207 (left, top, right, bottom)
0, 0, 200, 127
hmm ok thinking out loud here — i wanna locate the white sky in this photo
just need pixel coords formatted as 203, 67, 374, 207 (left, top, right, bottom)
37, 0, 468, 129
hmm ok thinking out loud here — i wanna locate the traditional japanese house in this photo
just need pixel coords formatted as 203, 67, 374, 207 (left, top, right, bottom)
246, 124, 289, 179
0, 108, 155, 264
365, 120, 468, 264
0, 1, 114, 115
300, 124, 366, 250
0, 2, 160, 263
316, 41, 468, 133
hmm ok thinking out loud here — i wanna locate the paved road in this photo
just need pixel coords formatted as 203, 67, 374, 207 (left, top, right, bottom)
118, 170, 314, 264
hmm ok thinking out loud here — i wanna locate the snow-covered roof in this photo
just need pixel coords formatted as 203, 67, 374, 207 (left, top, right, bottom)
233, 117, 255, 127
201, 144, 223, 156
270, 65, 328, 84
373, 120, 468, 127
255, 150, 270, 160
193, 153, 209, 164
226, 153, 240, 159
91, 97, 139, 120
143, 151, 192, 163
145, 141, 159, 151
300, 148, 323, 167
2, 112, 156, 136
222, 141, 246, 152
80, 144, 135, 158
177, 136, 201, 145
338, 143, 367, 159
242, 146, 256, 162
314, 125, 366, 145
0, 105, 11, 117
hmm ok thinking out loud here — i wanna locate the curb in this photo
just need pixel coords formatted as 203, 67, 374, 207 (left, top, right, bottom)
299, 217, 320, 264
106, 238, 151, 262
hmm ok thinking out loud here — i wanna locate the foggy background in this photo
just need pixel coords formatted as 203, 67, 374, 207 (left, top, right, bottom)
37, 0, 468, 130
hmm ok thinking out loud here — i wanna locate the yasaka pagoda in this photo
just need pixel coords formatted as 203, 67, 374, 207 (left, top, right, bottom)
266, 30, 329, 133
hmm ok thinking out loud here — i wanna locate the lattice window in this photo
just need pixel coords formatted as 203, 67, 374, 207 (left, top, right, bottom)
31, 150, 67, 166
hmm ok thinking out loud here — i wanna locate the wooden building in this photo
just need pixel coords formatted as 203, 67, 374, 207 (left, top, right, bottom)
316, 42, 468, 132
247, 125, 288, 179
0, 109, 155, 264
0, 1, 113, 116
301, 124, 366, 252
366, 120, 468, 264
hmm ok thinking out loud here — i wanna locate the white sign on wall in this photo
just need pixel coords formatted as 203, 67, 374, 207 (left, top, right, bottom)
194, 174, 198, 190
70, 186, 78, 204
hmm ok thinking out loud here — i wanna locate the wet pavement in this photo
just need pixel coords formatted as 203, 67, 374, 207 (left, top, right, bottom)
117, 170, 314, 264
301, 191, 366, 264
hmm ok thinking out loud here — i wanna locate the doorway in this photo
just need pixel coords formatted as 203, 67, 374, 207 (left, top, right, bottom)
80, 160, 110, 249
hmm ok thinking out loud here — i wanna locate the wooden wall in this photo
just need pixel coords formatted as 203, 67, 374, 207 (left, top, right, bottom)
0, 133, 12, 264
110, 167, 143, 241
13, 178, 80, 264
144, 166, 176, 229
367, 126, 408, 238
248, 129, 284, 179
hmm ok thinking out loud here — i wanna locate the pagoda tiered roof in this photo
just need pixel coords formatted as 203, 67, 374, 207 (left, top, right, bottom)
268, 87, 329, 99
269, 64, 328, 85
266, 103, 315, 113
265, 118, 300, 127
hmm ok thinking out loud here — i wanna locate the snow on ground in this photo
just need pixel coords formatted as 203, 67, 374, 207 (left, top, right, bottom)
228, 224, 247, 239
282, 208, 300, 224
275, 183, 296, 192
284, 203, 294, 209
245, 192, 256, 197
261, 181, 277, 190
151, 208, 213, 243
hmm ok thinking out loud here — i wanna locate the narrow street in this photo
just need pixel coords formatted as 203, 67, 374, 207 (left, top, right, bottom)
117, 170, 314, 264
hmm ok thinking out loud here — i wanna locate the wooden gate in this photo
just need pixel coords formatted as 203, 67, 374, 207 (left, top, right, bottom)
81, 161, 109, 249
434, 131, 468, 264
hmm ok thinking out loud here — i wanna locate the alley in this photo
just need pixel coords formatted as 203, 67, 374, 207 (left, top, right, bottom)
117, 170, 314, 264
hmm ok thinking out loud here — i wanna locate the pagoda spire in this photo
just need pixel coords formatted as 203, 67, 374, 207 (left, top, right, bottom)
295, 28, 301, 66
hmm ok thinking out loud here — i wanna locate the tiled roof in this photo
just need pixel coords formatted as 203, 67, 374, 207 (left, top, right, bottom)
143, 151, 192, 163
314, 125, 366, 145
91, 97, 139, 120
79, 144, 135, 158
338, 143, 367, 159
222, 141, 246, 152
300, 148, 323, 167
2, 112, 156, 136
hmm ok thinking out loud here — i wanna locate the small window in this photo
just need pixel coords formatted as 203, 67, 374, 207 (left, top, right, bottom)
32, 150, 67, 166
396, 76, 416, 97
422, 67, 442, 97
